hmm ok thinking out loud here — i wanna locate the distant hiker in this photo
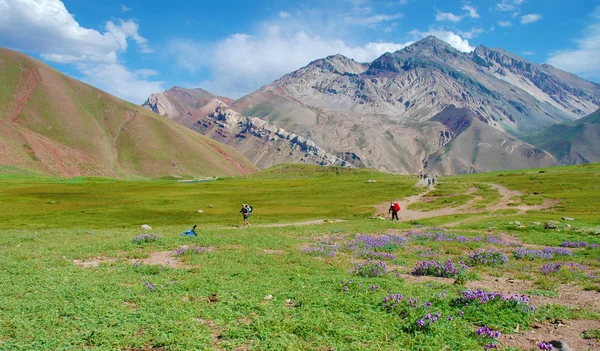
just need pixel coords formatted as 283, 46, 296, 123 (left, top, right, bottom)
432, 177, 436, 185
240, 203, 251, 227
428, 178, 432, 186
389, 202, 400, 221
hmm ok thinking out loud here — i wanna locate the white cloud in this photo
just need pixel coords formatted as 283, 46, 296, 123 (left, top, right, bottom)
462, 5, 480, 19
521, 14, 542, 24
279, 11, 290, 18
409, 29, 474, 52
0, 0, 161, 103
498, 20, 512, 27
547, 7, 600, 81
170, 26, 412, 98
0, 0, 152, 62
80, 64, 165, 103
496, 0, 524, 12
460, 27, 484, 39
523, 51, 535, 56
120, 4, 131, 13
435, 11, 463, 23
345, 13, 403, 27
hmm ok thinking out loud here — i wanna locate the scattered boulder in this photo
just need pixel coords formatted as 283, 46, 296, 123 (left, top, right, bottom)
140, 224, 152, 231
533, 221, 542, 226
209, 204, 213, 208
197, 209, 204, 213
512, 220, 524, 227
561, 217, 575, 221
564, 224, 572, 229
366, 179, 377, 183
264, 295, 273, 300
544, 221, 558, 230
549, 340, 573, 351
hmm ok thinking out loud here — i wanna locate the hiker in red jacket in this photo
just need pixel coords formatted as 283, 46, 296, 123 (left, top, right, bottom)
388, 202, 400, 221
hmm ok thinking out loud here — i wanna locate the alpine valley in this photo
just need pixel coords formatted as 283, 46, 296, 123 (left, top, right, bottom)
144, 36, 600, 174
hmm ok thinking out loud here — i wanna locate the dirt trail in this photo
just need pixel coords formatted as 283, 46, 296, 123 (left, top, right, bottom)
375, 180, 558, 225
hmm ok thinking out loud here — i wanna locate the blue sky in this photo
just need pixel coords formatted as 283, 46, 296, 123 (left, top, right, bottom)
1, 0, 599, 103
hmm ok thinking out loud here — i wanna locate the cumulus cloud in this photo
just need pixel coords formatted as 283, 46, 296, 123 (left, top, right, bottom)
0, 0, 152, 63
462, 5, 480, 19
409, 29, 474, 52
279, 11, 290, 18
0, 0, 161, 103
460, 27, 484, 39
345, 13, 403, 27
521, 14, 542, 24
497, 20, 512, 27
435, 11, 463, 23
80, 64, 164, 103
120, 4, 131, 13
496, 0, 524, 12
170, 26, 412, 98
547, 7, 600, 81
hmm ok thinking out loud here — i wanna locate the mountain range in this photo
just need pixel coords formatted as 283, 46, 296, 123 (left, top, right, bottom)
0, 48, 256, 178
144, 36, 600, 174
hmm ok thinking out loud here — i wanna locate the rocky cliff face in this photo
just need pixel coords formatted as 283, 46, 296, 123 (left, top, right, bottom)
192, 104, 360, 168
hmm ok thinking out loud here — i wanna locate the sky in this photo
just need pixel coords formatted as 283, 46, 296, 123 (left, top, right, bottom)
1, 0, 599, 104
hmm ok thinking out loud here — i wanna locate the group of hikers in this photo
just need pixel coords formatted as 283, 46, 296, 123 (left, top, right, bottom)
419, 173, 438, 186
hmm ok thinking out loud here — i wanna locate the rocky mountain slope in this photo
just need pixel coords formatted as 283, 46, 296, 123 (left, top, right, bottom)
526, 108, 600, 164
228, 36, 598, 173
144, 89, 359, 169
0, 48, 257, 178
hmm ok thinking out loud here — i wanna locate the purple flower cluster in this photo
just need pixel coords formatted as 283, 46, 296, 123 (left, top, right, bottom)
561, 241, 599, 249
416, 311, 442, 329
349, 234, 406, 251
466, 250, 509, 266
132, 233, 161, 244
484, 343, 497, 350
540, 262, 587, 275
404, 230, 520, 247
359, 251, 397, 260
302, 241, 339, 257
174, 246, 208, 255
351, 260, 387, 277
143, 281, 156, 291
561, 241, 587, 248
538, 341, 554, 350
476, 326, 501, 339
411, 259, 468, 278
514, 247, 572, 260
458, 289, 536, 313
382, 293, 404, 310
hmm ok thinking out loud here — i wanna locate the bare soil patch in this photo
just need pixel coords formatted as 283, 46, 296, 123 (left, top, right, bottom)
498, 319, 600, 351
73, 257, 116, 268
263, 249, 285, 254
375, 181, 560, 225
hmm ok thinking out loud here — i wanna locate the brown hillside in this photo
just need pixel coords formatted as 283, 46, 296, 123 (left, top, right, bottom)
0, 48, 257, 178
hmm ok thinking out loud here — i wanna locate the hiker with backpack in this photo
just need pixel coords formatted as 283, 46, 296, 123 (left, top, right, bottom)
240, 203, 252, 227
388, 201, 400, 221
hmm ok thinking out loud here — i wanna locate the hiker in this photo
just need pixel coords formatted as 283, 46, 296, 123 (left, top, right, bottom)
388, 202, 400, 221
239, 203, 251, 227
432, 177, 436, 185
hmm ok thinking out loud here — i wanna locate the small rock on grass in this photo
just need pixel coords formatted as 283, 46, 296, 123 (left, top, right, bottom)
197, 209, 204, 213
550, 340, 573, 351
264, 295, 273, 300
544, 221, 558, 230
561, 217, 575, 221
140, 224, 152, 231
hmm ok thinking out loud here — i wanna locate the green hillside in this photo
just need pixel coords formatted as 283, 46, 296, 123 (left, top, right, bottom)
0, 48, 257, 178
527, 109, 600, 164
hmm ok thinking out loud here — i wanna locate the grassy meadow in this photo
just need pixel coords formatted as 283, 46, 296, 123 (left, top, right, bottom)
1, 164, 600, 350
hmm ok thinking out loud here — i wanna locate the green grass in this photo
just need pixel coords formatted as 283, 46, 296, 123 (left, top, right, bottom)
2, 163, 600, 350
0, 165, 415, 229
